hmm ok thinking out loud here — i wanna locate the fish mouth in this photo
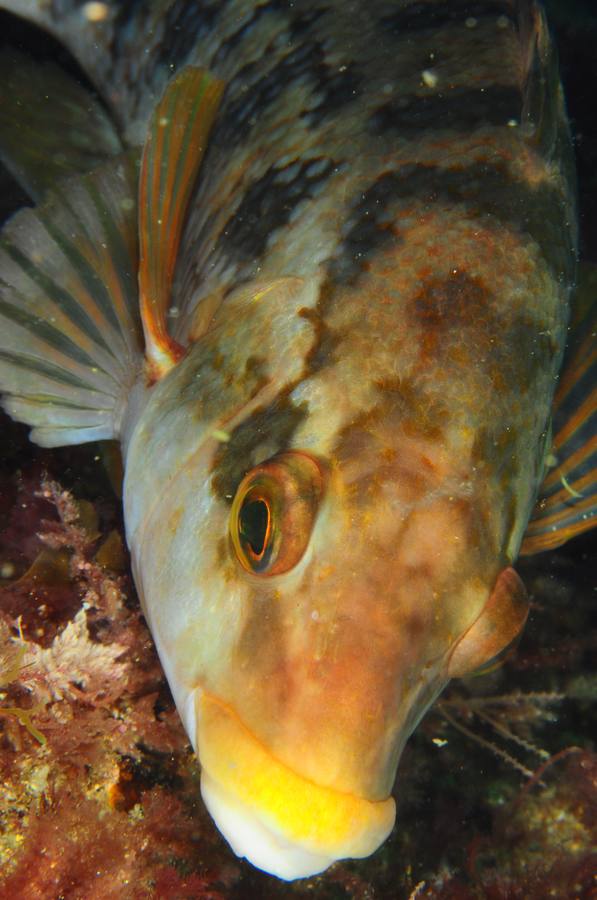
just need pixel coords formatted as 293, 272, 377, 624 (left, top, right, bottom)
195, 691, 396, 880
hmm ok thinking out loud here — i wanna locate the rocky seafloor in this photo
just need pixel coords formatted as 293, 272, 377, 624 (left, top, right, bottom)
0, 2, 595, 898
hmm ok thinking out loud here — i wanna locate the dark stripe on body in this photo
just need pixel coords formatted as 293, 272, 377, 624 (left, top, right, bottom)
212, 3, 328, 69
368, 86, 521, 137
328, 177, 403, 284
217, 158, 337, 262
379, 0, 516, 36
154, 0, 226, 71
210, 394, 308, 502
331, 161, 574, 284
306, 62, 362, 128
212, 39, 361, 147
211, 0, 287, 67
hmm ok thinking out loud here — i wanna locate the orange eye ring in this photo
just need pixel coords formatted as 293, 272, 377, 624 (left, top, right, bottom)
230, 451, 324, 576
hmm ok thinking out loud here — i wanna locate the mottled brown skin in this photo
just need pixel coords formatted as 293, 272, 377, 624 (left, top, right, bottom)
117, 0, 577, 824
124, 225, 569, 807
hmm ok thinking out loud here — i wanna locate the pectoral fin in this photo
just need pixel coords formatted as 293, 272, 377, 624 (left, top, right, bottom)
0, 157, 142, 446
521, 264, 596, 554
447, 568, 529, 678
138, 66, 224, 379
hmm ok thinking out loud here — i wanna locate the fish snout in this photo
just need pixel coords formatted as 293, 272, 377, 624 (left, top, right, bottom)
194, 691, 396, 879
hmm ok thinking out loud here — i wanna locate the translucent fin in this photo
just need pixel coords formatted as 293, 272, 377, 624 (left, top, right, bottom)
448, 568, 529, 678
521, 265, 596, 554
138, 66, 224, 379
0, 157, 143, 447
0, 51, 121, 202
520, 0, 564, 161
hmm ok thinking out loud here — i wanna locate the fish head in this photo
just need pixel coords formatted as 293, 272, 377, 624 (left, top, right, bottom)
124, 277, 529, 879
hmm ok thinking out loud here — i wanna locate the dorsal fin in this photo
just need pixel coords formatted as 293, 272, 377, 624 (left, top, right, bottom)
138, 66, 224, 380
0, 50, 121, 202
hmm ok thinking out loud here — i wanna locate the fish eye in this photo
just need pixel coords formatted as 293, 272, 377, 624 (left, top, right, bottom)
238, 496, 271, 564
230, 451, 324, 576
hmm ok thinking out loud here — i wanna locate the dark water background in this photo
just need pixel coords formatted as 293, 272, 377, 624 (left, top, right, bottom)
0, 2, 594, 898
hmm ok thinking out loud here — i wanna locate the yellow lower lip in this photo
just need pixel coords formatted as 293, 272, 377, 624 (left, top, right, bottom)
195, 691, 396, 861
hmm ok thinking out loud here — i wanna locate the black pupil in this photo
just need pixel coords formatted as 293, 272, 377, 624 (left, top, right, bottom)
239, 499, 269, 557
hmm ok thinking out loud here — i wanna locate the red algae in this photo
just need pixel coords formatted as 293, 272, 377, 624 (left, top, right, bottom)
0, 428, 239, 899
416, 749, 597, 900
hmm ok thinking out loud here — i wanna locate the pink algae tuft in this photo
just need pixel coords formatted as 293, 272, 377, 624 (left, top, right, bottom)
0, 440, 238, 899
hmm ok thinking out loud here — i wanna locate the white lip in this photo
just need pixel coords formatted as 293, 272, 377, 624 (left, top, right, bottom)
201, 769, 335, 880
194, 689, 397, 880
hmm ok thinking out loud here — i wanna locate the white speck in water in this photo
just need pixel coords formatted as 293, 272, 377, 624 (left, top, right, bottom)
465, 17, 477, 28
0, 562, 15, 579
497, 15, 510, 29
311, 610, 320, 621
82, 2, 109, 22
421, 69, 438, 88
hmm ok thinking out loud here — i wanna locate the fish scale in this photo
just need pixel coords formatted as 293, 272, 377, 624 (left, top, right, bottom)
175, 1, 572, 338
0, 0, 593, 883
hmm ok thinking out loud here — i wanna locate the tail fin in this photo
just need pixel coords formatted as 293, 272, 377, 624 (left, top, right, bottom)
0, 156, 143, 447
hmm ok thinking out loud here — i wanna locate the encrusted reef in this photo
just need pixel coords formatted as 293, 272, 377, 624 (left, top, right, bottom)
0, 428, 238, 899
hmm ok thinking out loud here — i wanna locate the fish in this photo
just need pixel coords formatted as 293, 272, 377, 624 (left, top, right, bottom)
0, 0, 594, 882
